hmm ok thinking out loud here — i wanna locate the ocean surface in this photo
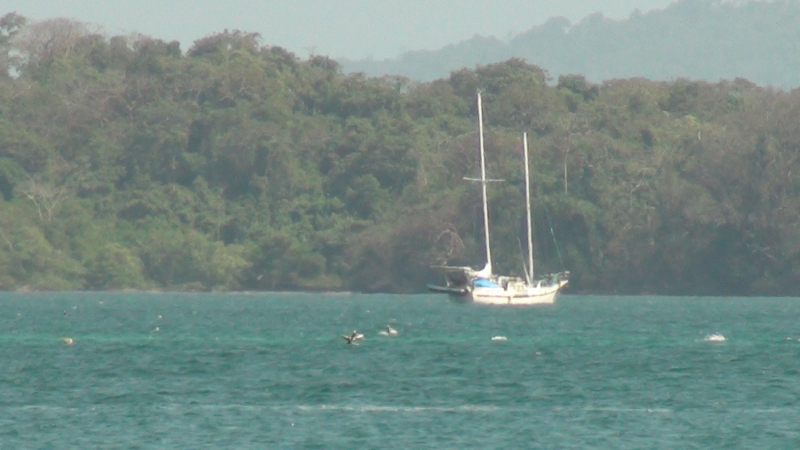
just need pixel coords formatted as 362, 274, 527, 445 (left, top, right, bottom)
1, 292, 799, 449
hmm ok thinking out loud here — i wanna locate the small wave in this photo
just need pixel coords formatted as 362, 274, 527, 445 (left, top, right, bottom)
297, 404, 503, 413
738, 408, 799, 414
584, 407, 672, 414
17, 405, 81, 413
703, 333, 726, 342
299, 404, 676, 415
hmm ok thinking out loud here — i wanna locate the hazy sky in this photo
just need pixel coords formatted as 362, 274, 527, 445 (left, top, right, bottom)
4, 0, 678, 59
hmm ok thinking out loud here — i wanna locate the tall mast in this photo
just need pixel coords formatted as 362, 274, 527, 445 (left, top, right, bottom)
523, 132, 534, 282
477, 92, 492, 274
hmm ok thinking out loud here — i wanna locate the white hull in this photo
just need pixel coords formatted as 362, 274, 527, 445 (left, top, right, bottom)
469, 279, 568, 305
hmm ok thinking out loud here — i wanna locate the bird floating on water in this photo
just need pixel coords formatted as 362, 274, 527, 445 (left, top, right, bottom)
342, 330, 365, 345
379, 325, 398, 337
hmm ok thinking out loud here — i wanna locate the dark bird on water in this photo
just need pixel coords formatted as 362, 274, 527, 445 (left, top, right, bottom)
342, 330, 365, 344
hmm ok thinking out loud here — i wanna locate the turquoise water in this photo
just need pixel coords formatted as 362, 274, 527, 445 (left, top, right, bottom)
1, 293, 799, 449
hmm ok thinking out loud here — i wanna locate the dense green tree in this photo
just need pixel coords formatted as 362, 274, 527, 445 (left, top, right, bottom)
2, 15, 800, 295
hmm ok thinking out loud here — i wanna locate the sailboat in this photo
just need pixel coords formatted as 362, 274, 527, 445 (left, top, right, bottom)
428, 92, 569, 305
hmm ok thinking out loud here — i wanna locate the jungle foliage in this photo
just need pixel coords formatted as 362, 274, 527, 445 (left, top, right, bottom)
1, 13, 799, 295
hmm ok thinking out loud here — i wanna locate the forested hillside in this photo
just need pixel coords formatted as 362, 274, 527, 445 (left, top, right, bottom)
1, 13, 800, 295
343, 0, 800, 88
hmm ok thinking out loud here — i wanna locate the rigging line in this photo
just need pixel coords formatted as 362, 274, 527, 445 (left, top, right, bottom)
543, 202, 565, 271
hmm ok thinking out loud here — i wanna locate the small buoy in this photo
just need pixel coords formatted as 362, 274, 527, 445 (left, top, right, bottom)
491, 336, 507, 341
61, 337, 74, 346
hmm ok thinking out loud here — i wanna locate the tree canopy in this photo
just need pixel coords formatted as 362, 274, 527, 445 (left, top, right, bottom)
0, 13, 799, 295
